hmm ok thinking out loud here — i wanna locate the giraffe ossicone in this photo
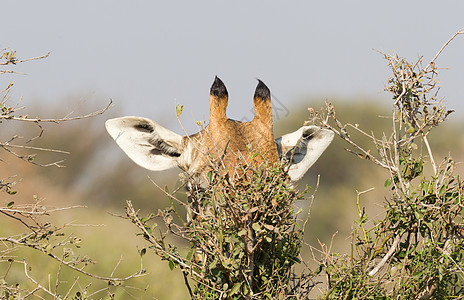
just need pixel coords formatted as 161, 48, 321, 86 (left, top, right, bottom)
105, 77, 334, 189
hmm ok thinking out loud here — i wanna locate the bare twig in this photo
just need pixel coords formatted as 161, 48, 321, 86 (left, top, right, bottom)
126, 201, 202, 277
147, 176, 188, 207
422, 134, 437, 175
0, 51, 51, 66
5, 144, 70, 154
2, 237, 146, 282
427, 28, 464, 69
0, 205, 86, 216
22, 260, 55, 297
368, 235, 401, 276
0, 99, 113, 122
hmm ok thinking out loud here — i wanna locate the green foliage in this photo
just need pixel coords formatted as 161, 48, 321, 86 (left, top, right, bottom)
3, 33, 464, 299
176, 104, 184, 117
128, 157, 311, 299
1, 49, 168, 299
311, 37, 464, 299
1, 50, 17, 64
0, 181, 16, 195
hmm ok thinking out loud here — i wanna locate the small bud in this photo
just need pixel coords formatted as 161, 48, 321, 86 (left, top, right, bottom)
175, 104, 184, 117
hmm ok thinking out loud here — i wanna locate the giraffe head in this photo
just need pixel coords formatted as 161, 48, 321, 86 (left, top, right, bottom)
105, 77, 333, 189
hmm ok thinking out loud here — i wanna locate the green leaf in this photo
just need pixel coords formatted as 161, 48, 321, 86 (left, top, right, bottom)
238, 229, 247, 236
209, 260, 218, 269
439, 184, 446, 195
384, 177, 392, 188
140, 216, 150, 223
175, 104, 184, 117
229, 282, 241, 296
144, 226, 153, 235
168, 260, 175, 270
252, 223, 261, 232
186, 247, 194, 261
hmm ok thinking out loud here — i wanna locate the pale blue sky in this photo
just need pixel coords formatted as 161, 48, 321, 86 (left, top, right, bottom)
3, 1, 463, 133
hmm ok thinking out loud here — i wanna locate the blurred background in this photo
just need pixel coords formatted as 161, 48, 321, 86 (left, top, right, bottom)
1, 1, 463, 298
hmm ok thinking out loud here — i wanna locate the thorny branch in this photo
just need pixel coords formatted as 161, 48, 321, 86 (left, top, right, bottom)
1, 49, 150, 298
0, 49, 51, 66
368, 235, 401, 276
308, 28, 464, 299
0, 99, 113, 167
126, 200, 202, 278
0, 99, 113, 123
128, 156, 311, 299
426, 27, 464, 69
0, 202, 146, 281
1, 201, 148, 299
1, 49, 113, 168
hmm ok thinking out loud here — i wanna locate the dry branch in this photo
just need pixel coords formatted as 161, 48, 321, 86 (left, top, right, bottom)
309, 28, 464, 299
0, 99, 113, 122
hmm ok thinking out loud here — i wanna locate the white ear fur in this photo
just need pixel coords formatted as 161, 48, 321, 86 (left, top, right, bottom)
275, 126, 334, 182
105, 116, 184, 171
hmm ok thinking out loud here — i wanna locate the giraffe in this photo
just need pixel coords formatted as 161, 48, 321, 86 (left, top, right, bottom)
105, 76, 333, 198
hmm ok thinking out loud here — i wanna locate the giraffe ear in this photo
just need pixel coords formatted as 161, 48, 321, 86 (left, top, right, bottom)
275, 126, 334, 182
105, 116, 184, 171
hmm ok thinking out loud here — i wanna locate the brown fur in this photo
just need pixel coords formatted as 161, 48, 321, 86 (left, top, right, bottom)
182, 77, 278, 182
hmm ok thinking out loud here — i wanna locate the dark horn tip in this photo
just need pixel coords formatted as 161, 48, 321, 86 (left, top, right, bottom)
210, 76, 228, 97
254, 79, 271, 100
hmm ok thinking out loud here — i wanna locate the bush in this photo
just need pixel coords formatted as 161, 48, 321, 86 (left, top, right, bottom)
0, 49, 146, 299
127, 155, 312, 299
2, 28, 463, 299
309, 29, 464, 299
